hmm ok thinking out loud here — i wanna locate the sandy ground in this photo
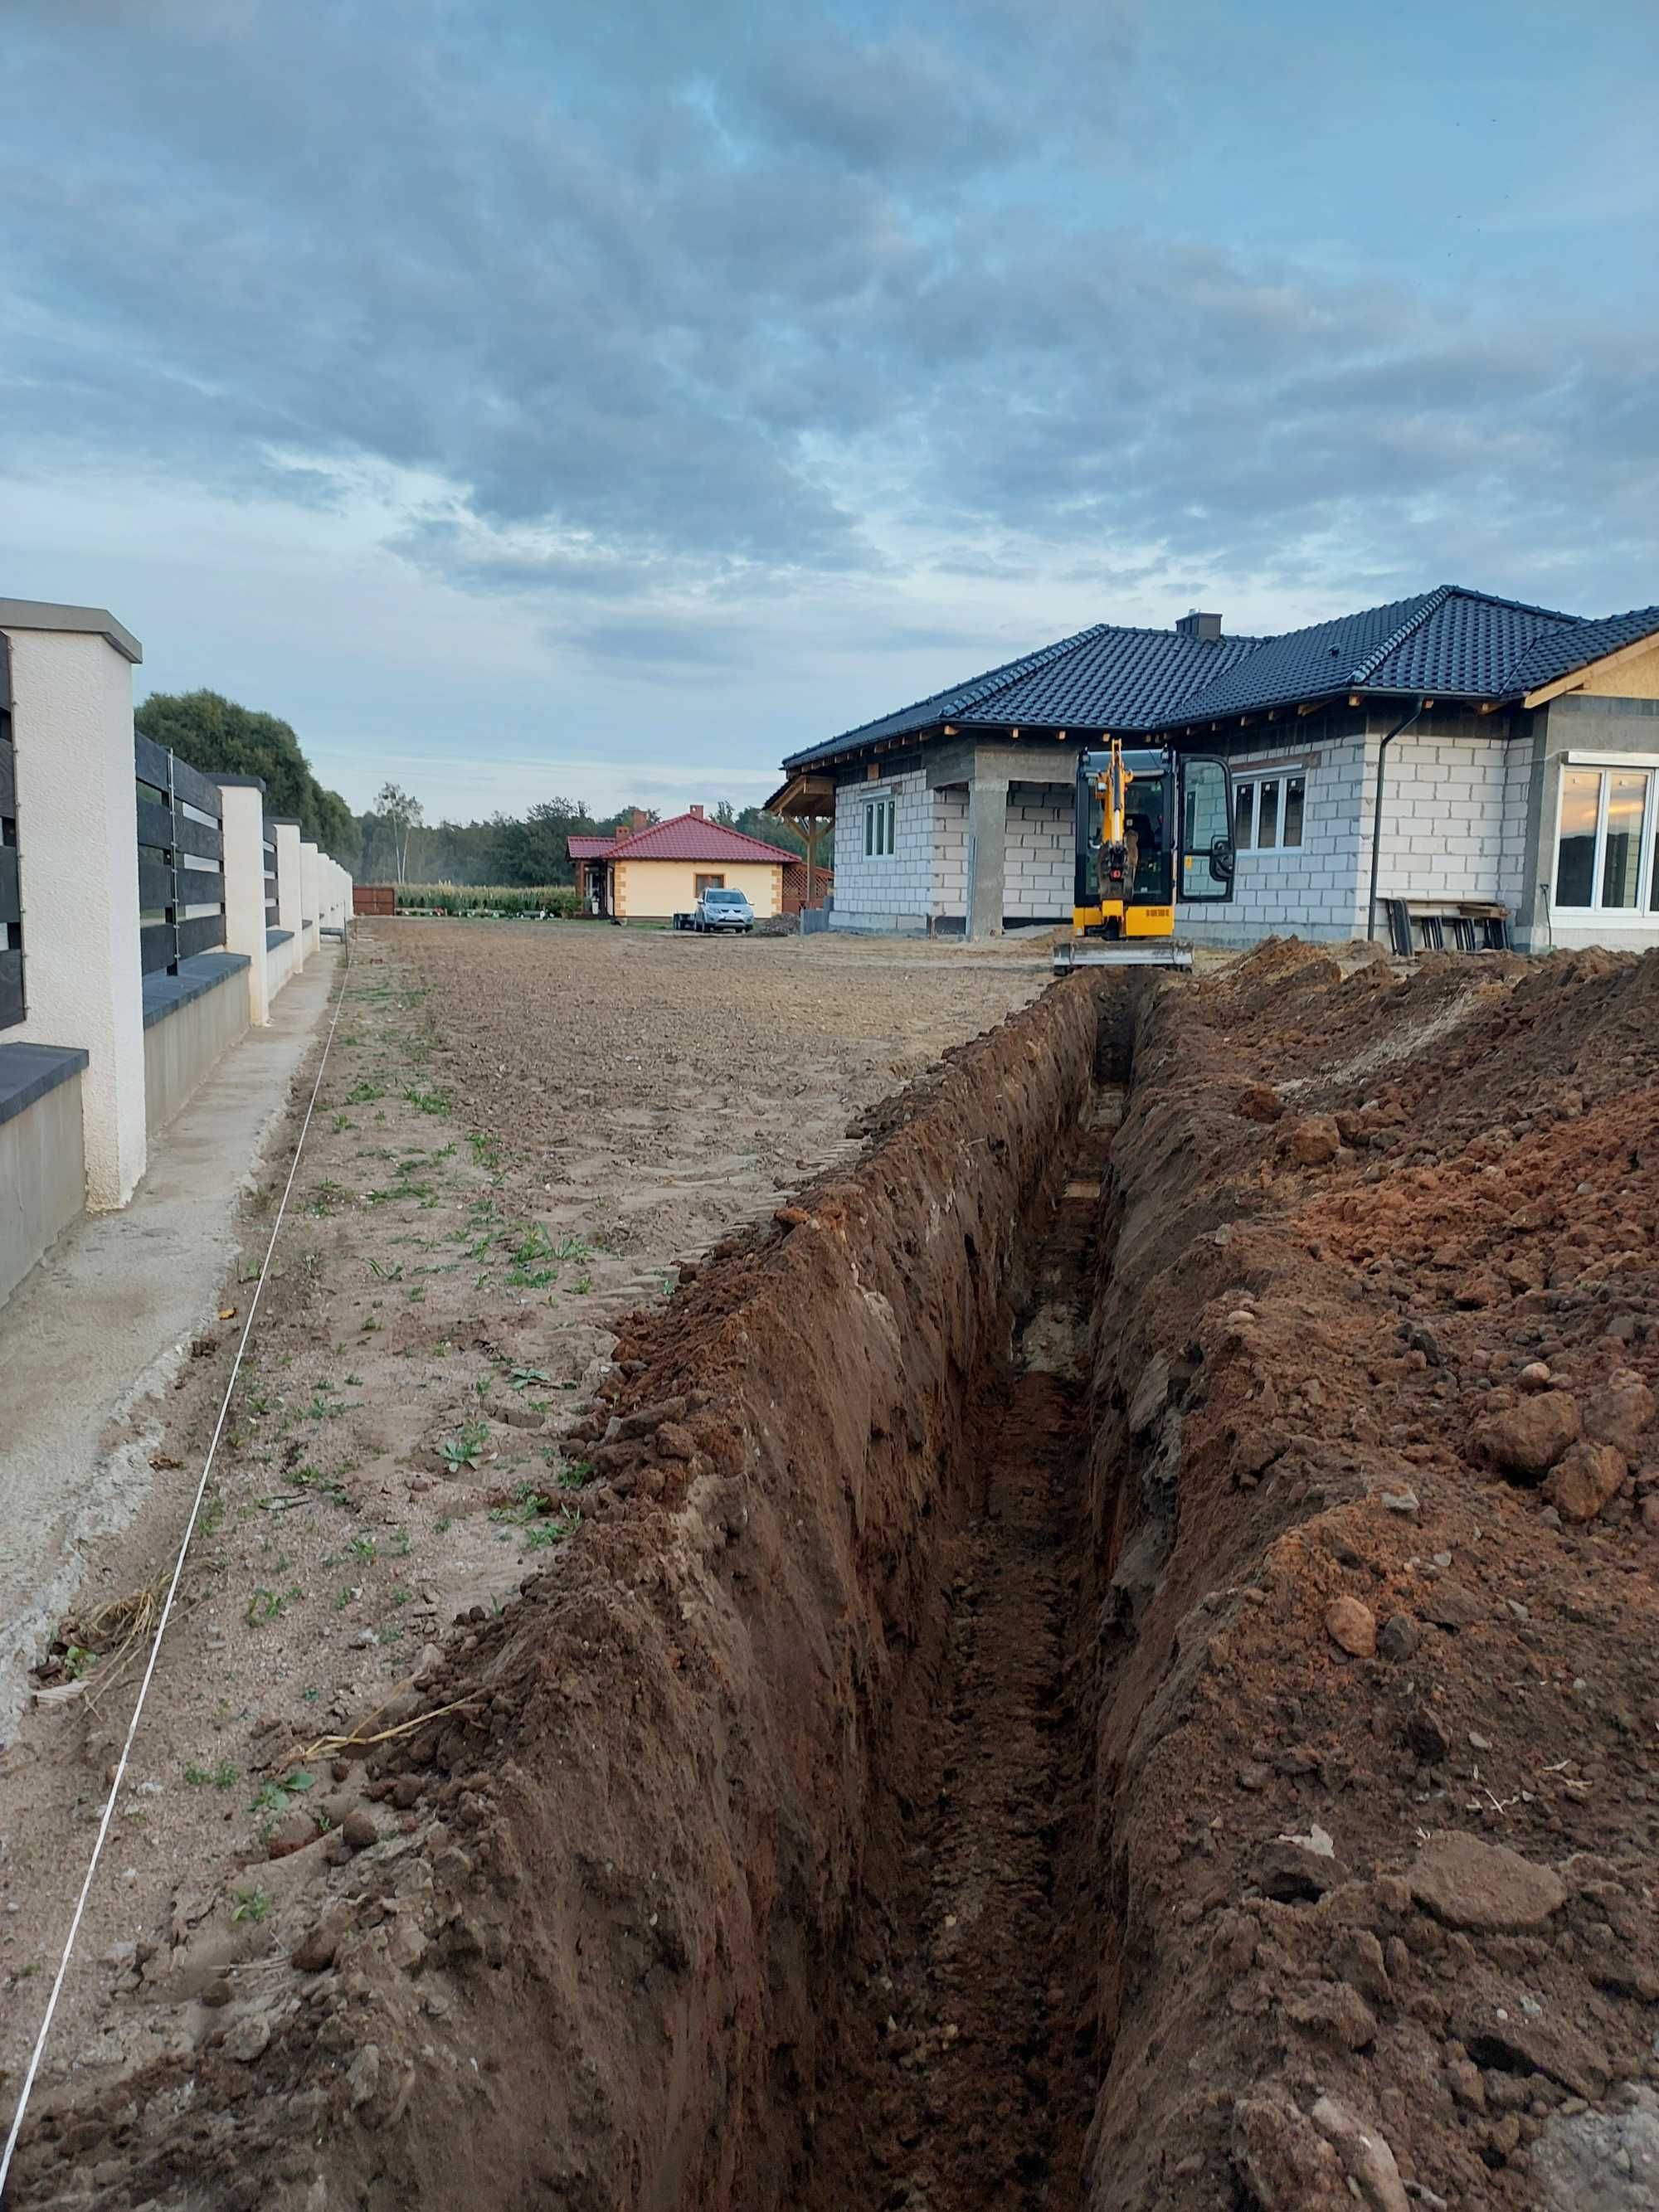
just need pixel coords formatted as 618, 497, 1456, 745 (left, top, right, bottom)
0, 920, 1046, 2113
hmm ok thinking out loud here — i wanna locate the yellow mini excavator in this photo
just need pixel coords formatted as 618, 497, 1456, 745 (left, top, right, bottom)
1052, 740, 1236, 971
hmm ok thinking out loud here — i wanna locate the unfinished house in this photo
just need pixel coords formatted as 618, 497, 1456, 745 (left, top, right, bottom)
767, 586, 1659, 952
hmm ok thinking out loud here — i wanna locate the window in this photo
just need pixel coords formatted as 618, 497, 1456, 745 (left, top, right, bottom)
864, 794, 897, 860
1232, 771, 1305, 853
694, 873, 725, 896
1554, 765, 1656, 913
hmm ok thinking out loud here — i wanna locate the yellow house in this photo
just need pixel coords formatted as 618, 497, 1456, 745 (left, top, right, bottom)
568, 807, 795, 921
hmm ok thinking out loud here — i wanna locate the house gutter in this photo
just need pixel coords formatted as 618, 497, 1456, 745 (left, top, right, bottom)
1365, 697, 1428, 946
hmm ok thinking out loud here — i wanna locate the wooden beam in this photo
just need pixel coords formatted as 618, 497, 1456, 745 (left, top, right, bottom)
1525, 626, 1659, 707
1297, 702, 1321, 717
1476, 701, 1502, 716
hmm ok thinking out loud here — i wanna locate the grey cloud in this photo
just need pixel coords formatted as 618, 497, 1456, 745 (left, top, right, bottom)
2, 0, 1655, 646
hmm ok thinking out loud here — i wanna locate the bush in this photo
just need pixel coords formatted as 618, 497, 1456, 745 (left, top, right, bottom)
394, 883, 581, 920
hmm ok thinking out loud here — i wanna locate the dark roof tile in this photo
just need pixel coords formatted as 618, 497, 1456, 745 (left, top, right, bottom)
781, 622, 1262, 769
783, 583, 1659, 772
1506, 604, 1659, 696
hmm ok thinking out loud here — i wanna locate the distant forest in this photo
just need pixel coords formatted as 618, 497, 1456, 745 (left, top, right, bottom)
135, 688, 807, 885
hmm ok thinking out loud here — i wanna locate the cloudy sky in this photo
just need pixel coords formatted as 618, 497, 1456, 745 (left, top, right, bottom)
6, 0, 1657, 820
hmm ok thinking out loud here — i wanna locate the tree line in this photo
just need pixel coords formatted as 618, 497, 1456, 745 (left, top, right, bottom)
362, 791, 807, 887
135, 688, 808, 886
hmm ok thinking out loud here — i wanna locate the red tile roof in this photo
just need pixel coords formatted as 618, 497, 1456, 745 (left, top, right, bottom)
567, 812, 799, 866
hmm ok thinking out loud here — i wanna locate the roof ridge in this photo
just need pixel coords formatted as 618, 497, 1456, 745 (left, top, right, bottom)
1348, 586, 1452, 686
823, 622, 1111, 751
606, 809, 798, 861
962, 622, 1131, 717
1437, 581, 1585, 625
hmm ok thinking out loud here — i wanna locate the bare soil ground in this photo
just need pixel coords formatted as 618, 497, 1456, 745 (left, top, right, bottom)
8, 932, 1659, 2212
0, 921, 1045, 2156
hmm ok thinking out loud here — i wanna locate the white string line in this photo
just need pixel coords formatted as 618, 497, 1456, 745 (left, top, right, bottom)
0, 929, 356, 2202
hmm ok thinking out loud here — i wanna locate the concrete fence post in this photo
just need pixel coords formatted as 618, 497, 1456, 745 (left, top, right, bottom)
300, 842, 320, 960
272, 821, 304, 970
214, 777, 271, 1027
0, 600, 148, 1208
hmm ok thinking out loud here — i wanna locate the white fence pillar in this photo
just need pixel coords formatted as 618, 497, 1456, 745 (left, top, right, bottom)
300, 841, 320, 960
273, 820, 304, 970
0, 600, 147, 1208
215, 777, 270, 1027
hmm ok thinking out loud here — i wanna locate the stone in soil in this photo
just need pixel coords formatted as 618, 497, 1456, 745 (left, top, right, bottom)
1545, 1438, 1629, 1522
1475, 1389, 1581, 1478
1406, 1830, 1567, 1933
1324, 1593, 1375, 1655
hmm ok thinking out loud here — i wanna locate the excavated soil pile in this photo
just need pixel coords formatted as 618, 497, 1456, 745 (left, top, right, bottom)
13, 942, 1659, 2212
1082, 941, 1659, 2210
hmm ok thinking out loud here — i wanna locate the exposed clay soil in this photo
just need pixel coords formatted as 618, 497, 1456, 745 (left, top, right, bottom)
0, 922, 1046, 2187
9, 936, 1659, 2212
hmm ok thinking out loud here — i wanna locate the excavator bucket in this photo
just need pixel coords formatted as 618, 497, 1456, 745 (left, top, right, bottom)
1051, 941, 1193, 973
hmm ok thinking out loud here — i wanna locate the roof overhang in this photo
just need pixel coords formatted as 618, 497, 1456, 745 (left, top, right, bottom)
1524, 626, 1659, 708
763, 771, 837, 816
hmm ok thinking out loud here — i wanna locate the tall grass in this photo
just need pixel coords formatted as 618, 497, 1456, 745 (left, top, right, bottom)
394, 882, 583, 919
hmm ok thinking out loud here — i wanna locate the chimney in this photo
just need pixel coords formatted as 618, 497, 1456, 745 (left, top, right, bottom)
630, 807, 649, 830
1176, 610, 1223, 643
688, 804, 704, 819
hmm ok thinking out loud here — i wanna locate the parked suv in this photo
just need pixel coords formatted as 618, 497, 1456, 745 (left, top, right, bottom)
675, 887, 755, 933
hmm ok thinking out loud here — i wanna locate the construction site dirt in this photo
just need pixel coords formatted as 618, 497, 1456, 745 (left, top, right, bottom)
7, 928, 1659, 2211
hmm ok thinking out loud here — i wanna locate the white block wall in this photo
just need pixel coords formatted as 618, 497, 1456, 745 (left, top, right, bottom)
1366, 729, 1508, 903
932, 785, 968, 917
1180, 734, 1370, 946
831, 766, 932, 926
1004, 783, 1072, 919
1497, 737, 1535, 921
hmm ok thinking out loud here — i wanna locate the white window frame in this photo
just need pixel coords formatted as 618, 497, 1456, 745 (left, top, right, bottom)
1232, 767, 1306, 855
1550, 761, 1657, 922
863, 790, 898, 862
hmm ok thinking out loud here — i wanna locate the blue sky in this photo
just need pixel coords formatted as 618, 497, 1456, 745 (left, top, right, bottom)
4, 0, 1656, 819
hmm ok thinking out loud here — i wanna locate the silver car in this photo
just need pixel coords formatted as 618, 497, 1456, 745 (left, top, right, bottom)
693, 888, 753, 932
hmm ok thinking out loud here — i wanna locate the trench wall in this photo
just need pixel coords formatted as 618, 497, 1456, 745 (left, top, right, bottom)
417, 976, 1104, 2208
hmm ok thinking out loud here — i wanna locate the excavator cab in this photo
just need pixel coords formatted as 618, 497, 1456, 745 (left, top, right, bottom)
1053, 743, 1234, 970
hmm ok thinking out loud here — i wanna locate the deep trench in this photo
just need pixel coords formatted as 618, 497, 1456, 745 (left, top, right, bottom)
793, 1077, 1126, 2211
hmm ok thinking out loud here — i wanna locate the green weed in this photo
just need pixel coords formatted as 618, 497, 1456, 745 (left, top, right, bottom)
440, 1419, 490, 1474
183, 1758, 239, 1790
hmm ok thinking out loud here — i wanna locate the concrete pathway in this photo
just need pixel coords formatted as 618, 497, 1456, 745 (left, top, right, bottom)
0, 949, 338, 1733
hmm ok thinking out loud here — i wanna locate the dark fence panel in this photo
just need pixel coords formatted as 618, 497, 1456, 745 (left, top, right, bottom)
134, 734, 226, 976
0, 634, 20, 1030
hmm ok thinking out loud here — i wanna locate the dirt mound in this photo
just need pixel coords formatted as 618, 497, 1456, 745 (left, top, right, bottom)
1082, 945, 1659, 2207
